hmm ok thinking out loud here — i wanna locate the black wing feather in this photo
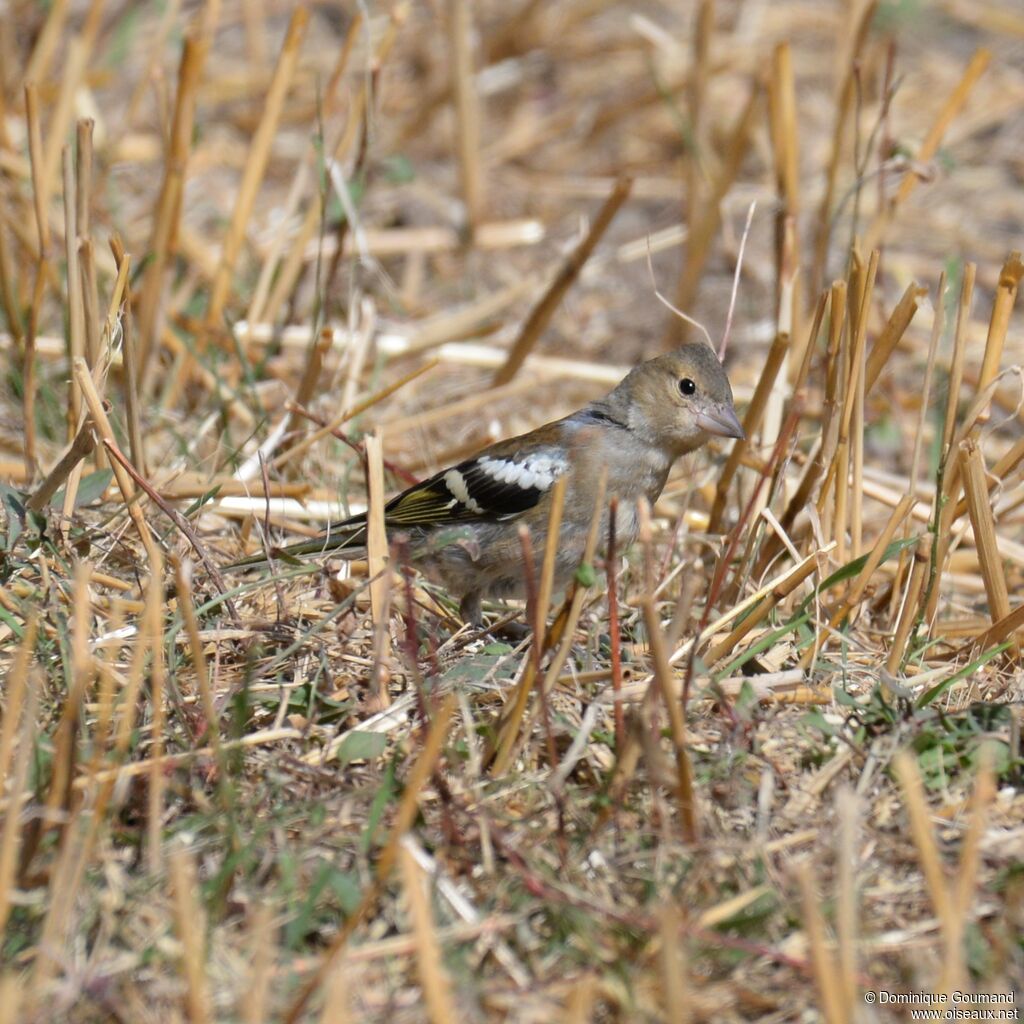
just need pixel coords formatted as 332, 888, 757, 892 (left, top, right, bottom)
382, 451, 562, 527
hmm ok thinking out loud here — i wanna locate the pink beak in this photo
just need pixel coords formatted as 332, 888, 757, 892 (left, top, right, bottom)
696, 404, 745, 440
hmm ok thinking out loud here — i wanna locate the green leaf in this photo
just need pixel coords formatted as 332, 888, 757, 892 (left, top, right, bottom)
710, 889, 778, 931
575, 562, 597, 587
0, 603, 24, 639
182, 485, 222, 519
362, 759, 397, 854
334, 730, 386, 766
284, 860, 335, 949
734, 679, 759, 716
915, 642, 1011, 708
967, 740, 1010, 780
442, 648, 519, 690
105, 2, 142, 67
802, 708, 839, 739
714, 611, 811, 680
964, 922, 993, 977
328, 869, 362, 915
0, 484, 26, 550
797, 536, 918, 615
482, 642, 513, 656
834, 685, 860, 707
52, 469, 113, 509
711, 540, 917, 683
383, 154, 416, 184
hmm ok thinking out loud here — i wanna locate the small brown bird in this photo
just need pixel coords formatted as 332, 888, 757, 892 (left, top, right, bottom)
228, 343, 743, 625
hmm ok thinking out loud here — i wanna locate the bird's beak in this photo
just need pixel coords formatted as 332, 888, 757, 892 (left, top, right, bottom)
696, 404, 745, 440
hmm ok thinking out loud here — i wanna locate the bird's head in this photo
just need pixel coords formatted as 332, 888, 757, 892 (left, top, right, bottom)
613, 343, 745, 456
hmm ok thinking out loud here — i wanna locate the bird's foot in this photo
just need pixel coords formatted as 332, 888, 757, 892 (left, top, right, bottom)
458, 593, 537, 645
490, 618, 532, 642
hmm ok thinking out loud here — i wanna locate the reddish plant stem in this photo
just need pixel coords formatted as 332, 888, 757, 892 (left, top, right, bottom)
518, 527, 559, 777
606, 497, 625, 749
682, 405, 803, 715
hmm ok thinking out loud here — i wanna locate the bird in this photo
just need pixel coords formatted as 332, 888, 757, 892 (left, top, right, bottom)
226, 342, 744, 627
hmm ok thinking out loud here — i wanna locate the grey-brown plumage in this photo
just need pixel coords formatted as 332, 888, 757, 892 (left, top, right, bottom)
226, 343, 744, 625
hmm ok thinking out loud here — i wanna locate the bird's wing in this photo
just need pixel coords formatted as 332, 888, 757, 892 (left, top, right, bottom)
224, 440, 570, 570
383, 446, 570, 527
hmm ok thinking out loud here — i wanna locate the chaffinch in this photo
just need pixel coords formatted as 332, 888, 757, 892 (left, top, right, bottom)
230, 342, 743, 625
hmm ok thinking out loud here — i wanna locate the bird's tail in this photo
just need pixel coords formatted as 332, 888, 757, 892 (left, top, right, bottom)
223, 517, 369, 572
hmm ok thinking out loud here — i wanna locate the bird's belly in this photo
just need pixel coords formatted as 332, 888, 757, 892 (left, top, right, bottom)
413, 520, 589, 602
410, 491, 651, 604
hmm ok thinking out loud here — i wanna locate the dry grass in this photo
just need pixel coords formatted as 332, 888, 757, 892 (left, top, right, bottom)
1, 1, 1023, 1021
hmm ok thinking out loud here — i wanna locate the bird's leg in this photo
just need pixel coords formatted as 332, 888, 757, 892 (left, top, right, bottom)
459, 590, 535, 641
459, 591, 484, 628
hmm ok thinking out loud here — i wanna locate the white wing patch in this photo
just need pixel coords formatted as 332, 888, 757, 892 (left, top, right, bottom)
444, 469, 483, 513
477, 454, 564, 491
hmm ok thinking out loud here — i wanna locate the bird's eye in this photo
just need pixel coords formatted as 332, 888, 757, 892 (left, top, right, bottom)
679, 378, 697, 396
